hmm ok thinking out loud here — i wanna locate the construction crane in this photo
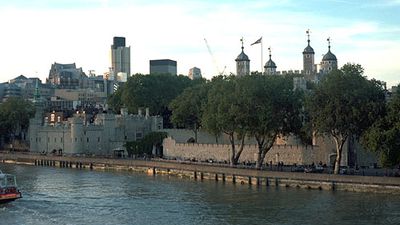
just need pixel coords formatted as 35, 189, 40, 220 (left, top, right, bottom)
204, 38, 226, 75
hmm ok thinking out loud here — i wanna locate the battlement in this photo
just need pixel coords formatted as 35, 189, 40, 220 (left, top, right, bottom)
276, 70, 304, 75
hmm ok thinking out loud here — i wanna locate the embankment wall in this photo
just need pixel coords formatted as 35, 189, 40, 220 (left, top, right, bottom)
1, 152, 399, 194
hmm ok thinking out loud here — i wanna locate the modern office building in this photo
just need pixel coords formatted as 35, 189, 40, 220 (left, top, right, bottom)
111, 37, 131, 77
150, 59, 177, 75
188, 67, 202, 80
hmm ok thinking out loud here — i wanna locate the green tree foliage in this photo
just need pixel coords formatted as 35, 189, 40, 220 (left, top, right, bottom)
202, 75, 248, 166
108, 73, 205, 128
361, 85, 400, 167
125, 132, 168, 157
0, 97, 35, 142
201, 75, 303, 167
169, 82, 210, 142
240, 75, 303, 168
107, 86, 124, 113
308, 63, 386, 174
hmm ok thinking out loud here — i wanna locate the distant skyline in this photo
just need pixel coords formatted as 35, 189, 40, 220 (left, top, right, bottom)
0, 0, 399, 87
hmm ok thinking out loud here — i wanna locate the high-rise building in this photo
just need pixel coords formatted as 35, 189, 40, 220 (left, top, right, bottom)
188, 67, 202, 79
111, 37, 131, 77
150, 59, 177, 75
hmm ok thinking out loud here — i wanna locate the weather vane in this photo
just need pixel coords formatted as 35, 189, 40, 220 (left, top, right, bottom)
268, 47, 271, 58
240, 37, 244, 49
327, 37, 331, 50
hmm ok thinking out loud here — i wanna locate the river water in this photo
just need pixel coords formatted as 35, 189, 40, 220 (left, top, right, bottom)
1, 163, 399, 225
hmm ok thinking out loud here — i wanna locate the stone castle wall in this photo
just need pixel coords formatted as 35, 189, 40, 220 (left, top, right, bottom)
163, 137, 328, 165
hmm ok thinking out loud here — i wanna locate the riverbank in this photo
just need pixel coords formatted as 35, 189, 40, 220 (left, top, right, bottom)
1, 152, 399, 194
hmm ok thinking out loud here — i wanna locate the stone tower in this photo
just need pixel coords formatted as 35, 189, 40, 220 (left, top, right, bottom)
303, 29, 315, 77
264, 47, 277, 75
235, 38, 250, 76
320, 37, 338, 76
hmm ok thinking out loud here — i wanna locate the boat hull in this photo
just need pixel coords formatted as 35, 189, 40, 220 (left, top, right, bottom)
0, 192, 22, 204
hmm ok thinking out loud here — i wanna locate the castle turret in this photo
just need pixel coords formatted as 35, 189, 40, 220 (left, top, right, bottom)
70, 115, 84, 155
303, 29, 315, 76
235, 38, 250, 76
320, 37, 337, 76
264, 47, 277, 75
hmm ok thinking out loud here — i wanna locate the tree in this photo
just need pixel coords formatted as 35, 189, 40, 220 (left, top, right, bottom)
107, 85, 124, 113
0, 97, 35, 143
125, 132, 168, 157
169, 82, 210, 142
308, 64, 386, 174
108, 73, 204, 128
241, 75, 303, 169
202, 76, 248, 166
361, 85, 400, 167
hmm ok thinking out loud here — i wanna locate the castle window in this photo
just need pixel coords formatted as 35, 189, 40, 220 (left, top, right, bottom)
54, 137, 57, 143
61, 137, 63, 143
98, 137, 100, 142
75, 137, 77, 142
87, 137, 89, 142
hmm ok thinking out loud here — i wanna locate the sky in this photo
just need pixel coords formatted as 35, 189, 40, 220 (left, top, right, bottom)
0, 0, 399, 87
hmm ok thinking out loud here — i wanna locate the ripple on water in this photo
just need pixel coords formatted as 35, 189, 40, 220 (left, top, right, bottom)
1, 163, 400, 225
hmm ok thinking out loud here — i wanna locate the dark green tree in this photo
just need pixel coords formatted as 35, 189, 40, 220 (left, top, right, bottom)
0, 97, 35, 143
202, 75, 248, 166
241, 75, 303, 169
308, 64, 386, 174
361, 85, 400, 167
169, 82, 210, 142
107, 86, 124, 113
107, 73, 205, 128
125, 132, 168, 157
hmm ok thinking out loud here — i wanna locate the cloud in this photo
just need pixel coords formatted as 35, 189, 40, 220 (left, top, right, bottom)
0, 0, 398, 87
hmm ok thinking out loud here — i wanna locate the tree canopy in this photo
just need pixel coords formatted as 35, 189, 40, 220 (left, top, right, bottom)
361, 85, 400, 167
107, 73, 205, 128
125, 131, 168, 157
198, 75, 303, 167
202, 75, 249, 165
241, 75, 303, 168
169, 82, 210, 142
308, 63, 386, 174
0, 97, 35, 143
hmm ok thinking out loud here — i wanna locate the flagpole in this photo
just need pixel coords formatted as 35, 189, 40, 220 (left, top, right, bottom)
261, 37, 263, 74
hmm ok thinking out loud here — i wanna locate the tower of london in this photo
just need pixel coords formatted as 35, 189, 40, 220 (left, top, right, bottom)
235, 30, 338, 83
